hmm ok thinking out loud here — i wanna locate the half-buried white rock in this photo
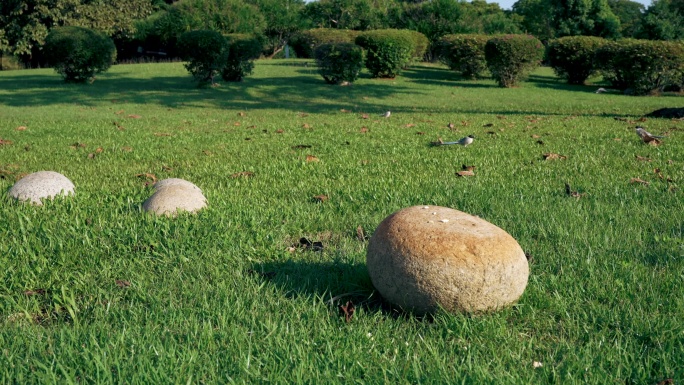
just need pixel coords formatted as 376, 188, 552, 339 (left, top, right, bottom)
142, 183, 207, 216
8, 171, 75, 205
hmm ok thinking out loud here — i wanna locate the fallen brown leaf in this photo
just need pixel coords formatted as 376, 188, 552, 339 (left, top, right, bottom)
405, 123, 415, 128
302, 123, 312, 129
202, 150, 212, 156
630, 177, 649, 186
306, 155, 319, 162
237, 112, 246, 117
656, 378, 674, 385
313, 194, 328, 202
635, 155, 652, 162
339, 300, 355, 323
456, 170, 475, 177
531, 134, 541, 139
356, 225, 366, 242
121, 146, 133, 152
136, 173, 157, 185
275, 129, 285, 134
115, 109, 125, 115
461, 121, 469, 126
543, 153, 567, 160
127, 114, 141, 119
24, 289, 46, 296
16, 126, 27, 131
0, 138, 13, 145
360, 127, 369, 133
230, 171, 254, 178
116, 280, 131, 288
361, 114, 369, 119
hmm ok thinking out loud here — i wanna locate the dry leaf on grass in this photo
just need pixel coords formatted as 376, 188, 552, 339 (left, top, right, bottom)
69, 142, 87, 149
136, 173, 157, 186
0, 139, 13, 145
306, 155, 319, 162
115, 280, 131, 288
543, 153, 567, 160
302, 123, 312, 129
121, 146, 133, 152
127, 114, 141, 119
115, 109, 125, 115
360, 127, 369, 133
339, 300, 355, 323
275, 129, 285, 134
356, 225, 366, 242
237, 112, 246, 117
24, 289, 46, 296
233, 122, 241, 126
16, 126, 27, 131
531, 134, 541, 139
230, 171, 254, 178
630, 177, 649, 186
456, 170, 475, 177
361, 114, 369, 119
313, 194, 328, 202
405, 123, 415, 128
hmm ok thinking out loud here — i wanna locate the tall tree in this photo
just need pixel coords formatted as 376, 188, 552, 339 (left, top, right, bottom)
512, 0, 555, 41
638, 0, 684, 40
247, 0, 305, 57
607, 0, 644, 37
301, 0, 387, 30
550, 0, 621, 38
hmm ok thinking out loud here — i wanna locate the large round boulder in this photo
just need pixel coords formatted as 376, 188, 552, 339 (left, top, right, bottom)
142, 183, 206, 216
8, 171, 75, 205
366, 205, 529, 315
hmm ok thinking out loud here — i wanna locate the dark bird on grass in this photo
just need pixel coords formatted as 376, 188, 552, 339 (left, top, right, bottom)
439, 135, 475, 146
635, 126, 664, 143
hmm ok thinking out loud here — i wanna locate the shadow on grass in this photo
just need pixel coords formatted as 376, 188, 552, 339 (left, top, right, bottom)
250, 258, 408, 319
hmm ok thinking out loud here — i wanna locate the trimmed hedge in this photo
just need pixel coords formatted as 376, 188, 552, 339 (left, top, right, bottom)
290, 29, 360, 59
43, 26, 116, 83
177, 30, 229, 85
355, 29, 415, 78
437, 34, 489, 79
484, 34, 544, 88
314, 42, 364, 85
595, 39, 684, 95
547, 36, 607, 85
222, 34, 263, 82
400, 30, 429, 62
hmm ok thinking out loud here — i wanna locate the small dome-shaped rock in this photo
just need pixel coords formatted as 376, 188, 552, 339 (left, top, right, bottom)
142, 185, 207, 216
153, 178, 202, 192
8, 171, 75, 205
366, 206, 529, 315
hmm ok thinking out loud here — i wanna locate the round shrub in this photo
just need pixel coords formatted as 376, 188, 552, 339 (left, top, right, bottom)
484, 34, 544, 88
437, 34, 489, 79
355, 29, 415, 78
314, 42, 364, 85
594, 39, 684, 95
43, 26, 116, 83
290, 29, 360, 59
399, 30, 429, 62
221, 34, 263, 82
177, 30, 229, 85
547, 36, 607, 85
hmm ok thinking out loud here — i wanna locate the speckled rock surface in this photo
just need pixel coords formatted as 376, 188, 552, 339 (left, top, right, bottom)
153, 178, 202, 192
142, 184, 207, 216
366, 205, 529, 315
8, 171, 75, 205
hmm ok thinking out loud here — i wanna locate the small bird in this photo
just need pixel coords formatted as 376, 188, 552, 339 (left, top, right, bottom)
381, 111, 391, 118
595, 87, 607, 94
635, 126, 664, 143
447, 122, 455, 129
440, 135, 475, 146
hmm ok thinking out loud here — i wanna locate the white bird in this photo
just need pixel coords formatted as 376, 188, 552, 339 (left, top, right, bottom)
440, 135, 475, 146
596, 87, 607, 94
635, 126, 664, 143
381, 111, 391, 118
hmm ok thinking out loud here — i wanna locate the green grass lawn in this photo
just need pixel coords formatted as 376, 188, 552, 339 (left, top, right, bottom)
0, 60, 682, 384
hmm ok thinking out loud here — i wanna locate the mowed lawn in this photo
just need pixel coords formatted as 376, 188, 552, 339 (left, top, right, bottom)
0, 60, 682, 384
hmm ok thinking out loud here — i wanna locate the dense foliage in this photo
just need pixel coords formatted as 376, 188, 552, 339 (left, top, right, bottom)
290, 28, 360, 58
43, 26, 116, 83
594, 39, 684, 95
484, 34, 544, 87
437, 34, 489, 78
221, 34, 264, 81
177, 29, 229, 85
546, 36, 606, 85
314, 42, 364, 84
355, 29, 414, 78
